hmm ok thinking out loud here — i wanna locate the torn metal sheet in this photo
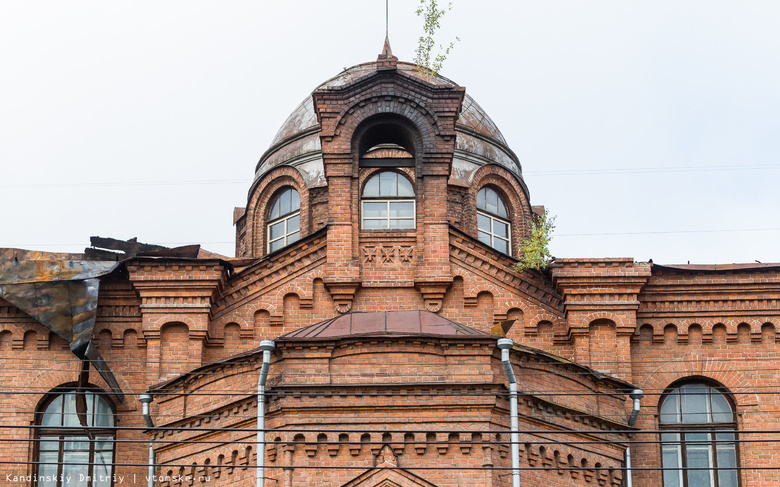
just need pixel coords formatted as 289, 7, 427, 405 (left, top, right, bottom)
0, 261, 124, 402
0, 259, 119, 285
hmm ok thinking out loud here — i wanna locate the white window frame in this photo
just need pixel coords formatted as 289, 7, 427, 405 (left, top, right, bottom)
477, 210, 511, 255
267, 210, 300, 253
361, 199, 416, 230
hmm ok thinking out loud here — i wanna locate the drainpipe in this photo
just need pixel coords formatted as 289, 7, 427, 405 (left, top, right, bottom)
257, 340, 276, 487
138, 394, 155, 487
497, 338, 520, 487
625, 389, 644, 487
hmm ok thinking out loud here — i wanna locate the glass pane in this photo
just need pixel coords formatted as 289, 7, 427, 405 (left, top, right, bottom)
494, 220, 509, 238
63, 393, 79, 427
270, 221, 286, 241
85, 392, 94, 427
64, 436, 90, 450
280, 189, 291, 216
287, 214, 300, 233
711, 391, 733, 423
389, 202, 414, 218
662, 441, 682, 487
42, 395, 62, 427
477, 188, 486, 210
496, 195, 508, 218
94, 395, 113, 428
38, 450, 59, 487
397, 176, 414, 197
477, 214, 491, 232
363, 219, 386, 230
96, 436, 114, 451
364, 174, 380, 196
717, 443, 739, 487
478, 231, 492, 246
269, 239, 284, 252
685, 440, 714, 487
94, 451, 114, 487
681, 384, 709, 423
269, 197, 281, 220
660, 390, 680, 424
363, 202, 387, 219
379, 172, 398, 197
287, 231, 300, 244
63, 451, 90, 487
486, 188, 498, 215
494, 238, 508, 254
39, 437, 60, 451
390, 219, 415, 230
290, 189, 300, 211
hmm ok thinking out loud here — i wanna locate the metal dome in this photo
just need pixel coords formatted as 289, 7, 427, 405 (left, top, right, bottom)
254, 61, 523, 189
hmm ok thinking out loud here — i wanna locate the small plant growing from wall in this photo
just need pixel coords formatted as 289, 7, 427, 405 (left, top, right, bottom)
515, 211, 557, 272
415, 0, 459, 76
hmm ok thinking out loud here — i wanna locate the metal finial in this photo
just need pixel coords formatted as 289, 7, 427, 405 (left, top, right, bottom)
386, 0, 389, 38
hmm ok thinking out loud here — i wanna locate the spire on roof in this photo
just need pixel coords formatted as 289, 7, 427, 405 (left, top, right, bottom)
377, 36, 398, 69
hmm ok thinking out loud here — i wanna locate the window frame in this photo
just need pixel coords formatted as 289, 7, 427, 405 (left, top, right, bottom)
33, 389, 117, 487
360, 171, 416, 231
658, 382, 741, 487
476, 187, 511, 255
266, 187, 301, 253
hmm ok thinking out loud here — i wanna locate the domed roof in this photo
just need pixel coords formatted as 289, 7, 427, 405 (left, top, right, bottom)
254, 60, 523, 190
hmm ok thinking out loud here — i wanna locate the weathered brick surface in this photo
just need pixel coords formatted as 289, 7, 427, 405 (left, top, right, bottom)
2, 59, 779, 487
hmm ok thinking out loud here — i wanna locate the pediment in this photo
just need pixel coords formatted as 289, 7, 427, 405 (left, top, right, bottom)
340, 466, 438, 487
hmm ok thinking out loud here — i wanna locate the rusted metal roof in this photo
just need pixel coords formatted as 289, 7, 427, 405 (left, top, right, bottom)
278, 310, 494, 341
652, 262, 780, 273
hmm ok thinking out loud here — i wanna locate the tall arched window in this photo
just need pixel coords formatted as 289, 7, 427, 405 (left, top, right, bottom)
361, 171, 415, 229
267, 188, 300, 252
659, 382, 739, 487
477, 187, 510, 254
35, 390, 116, 486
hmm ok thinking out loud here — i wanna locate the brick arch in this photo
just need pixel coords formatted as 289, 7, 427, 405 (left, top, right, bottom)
151, 314, 199, 332
640, 357, 760, 409
579, 312, 628, 328
209, 316, 251, 338
332, 94, 442, 142
245, 166, 310, 258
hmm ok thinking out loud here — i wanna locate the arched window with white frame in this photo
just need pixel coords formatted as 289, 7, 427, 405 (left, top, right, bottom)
659, 381, 740, 487
34, 389, 116, 486
267, 187, 301, 252
361, 171, 415, 230
477, 186, 511, 254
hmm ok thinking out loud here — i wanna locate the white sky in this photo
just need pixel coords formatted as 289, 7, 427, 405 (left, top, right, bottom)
1, 1, 778, 264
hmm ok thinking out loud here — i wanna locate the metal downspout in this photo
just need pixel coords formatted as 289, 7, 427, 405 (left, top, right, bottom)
626, 389, 644, 487
497, 338, 520, 487
138, 394, 154, 487
257, 340, 276, 487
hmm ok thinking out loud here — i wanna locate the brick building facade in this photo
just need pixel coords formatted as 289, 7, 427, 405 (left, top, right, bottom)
1, 44, 778, 487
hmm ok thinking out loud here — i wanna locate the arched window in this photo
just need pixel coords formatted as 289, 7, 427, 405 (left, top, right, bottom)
35, 390, 116, 486
267, 188, 300, 252
659, 382, 739, 487
361, 171, 415, 230
477, 187, 511, 254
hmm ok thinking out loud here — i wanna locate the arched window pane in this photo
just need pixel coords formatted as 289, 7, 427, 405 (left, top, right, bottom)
397, 176, 414, 197
269, 188, 300, 221
477, 187, 508, 219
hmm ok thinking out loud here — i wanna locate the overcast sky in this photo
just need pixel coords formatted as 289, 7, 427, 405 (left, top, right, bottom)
1, 1, 778, 264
